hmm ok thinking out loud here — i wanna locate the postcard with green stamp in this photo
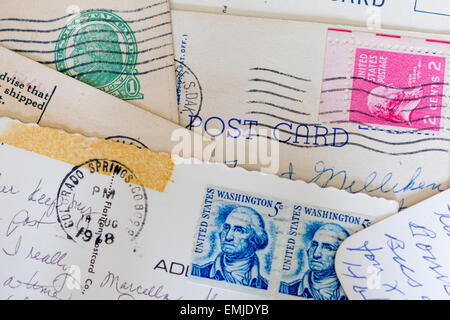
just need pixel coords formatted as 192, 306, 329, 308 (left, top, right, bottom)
0, 0, 179, 123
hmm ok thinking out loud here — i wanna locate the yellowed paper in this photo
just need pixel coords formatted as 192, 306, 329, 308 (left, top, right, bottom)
170, 0, 450, 35
0, 45, 211, 161
0, 118, 398, 300
172, 10, 450, 208
0, 0, 179, 122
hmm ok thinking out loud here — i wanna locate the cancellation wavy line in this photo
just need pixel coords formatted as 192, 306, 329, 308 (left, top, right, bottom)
249, 78, 307, 93
323, 76, 449, 90
6, 31, 172, 55
357, 124, 450, 133
39, 43, 172, 65
321, 87, 448, 102
247, 89, 303, 103
345, 121, 446, 132
0, 11, 170, 33
249, 67, 312, 82
353, 122, 449, 133
0, 2, 167, 23
327, 111, 449, 125
0, 15, 170, 34
66, 63, 174, 77
248, 133, 448, 156
55, 53, 174, 73
0, 26, 171, 46
254, 122, 450, 146
319, 104, 449, 115
247, 111, 447, 133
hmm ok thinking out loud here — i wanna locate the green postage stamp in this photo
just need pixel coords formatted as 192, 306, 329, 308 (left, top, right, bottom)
55, 10, 144, 100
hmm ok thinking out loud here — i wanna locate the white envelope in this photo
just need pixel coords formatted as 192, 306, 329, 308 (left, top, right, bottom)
335, 189, 450, 300
170, 0, 450, 35
0, 118, 398, 300
172, 10, 450, 209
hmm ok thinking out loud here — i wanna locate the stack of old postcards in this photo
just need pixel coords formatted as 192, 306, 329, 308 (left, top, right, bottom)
0, 0, 448, 301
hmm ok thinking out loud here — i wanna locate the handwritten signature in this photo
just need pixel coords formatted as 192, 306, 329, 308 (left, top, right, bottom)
99, 271, 180, 300
309, 161, 444, 208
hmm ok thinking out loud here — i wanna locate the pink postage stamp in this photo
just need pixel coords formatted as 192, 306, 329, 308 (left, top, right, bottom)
320, 29, 448, 131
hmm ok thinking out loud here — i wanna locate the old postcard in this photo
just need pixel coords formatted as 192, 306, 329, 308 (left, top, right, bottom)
0, 0, 179, 122
335, 189, 450, 300
0, 45, 211, 161
170, 0, 450, 35
0, 118, 398, 299
172, 10, 450, 209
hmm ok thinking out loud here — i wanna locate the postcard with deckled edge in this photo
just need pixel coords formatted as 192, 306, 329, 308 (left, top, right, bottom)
170, 0, 450, 35
172, 10, 449, 210
0, 0, 179, 123
0, 45, 212, 162
0, 117, 398, 300
335, 189, 450, 300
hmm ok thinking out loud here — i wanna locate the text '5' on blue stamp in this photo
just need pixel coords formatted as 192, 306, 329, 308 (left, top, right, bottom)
278, 206, 374, 300
190, 186, 286, 292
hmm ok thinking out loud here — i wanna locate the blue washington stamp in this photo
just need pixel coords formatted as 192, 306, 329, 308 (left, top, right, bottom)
278, 205, 373, 300
190, 186, 286, 291
189, 186, 374, 298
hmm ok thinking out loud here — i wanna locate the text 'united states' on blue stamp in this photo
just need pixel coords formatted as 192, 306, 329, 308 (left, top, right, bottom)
278, 205, 372, 300
190, 186, 285, 291
189, 186, 375, 299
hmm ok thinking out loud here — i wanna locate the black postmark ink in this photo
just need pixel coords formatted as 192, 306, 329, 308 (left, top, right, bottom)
105, 136, 149, 150
56, 159, 148, 244
175, 59, 203, 127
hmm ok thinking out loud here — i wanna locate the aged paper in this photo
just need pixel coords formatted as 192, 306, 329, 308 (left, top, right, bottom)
0, 118, 398, 300
0, 45, 211, 160
0, 0, 179, 122
172, 10, 450, 209
170, 0, 450, 35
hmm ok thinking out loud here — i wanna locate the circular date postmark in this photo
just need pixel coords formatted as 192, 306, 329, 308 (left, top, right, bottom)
56, 159, 148, 245
105, 135, 149, 150
175, 59, 203, 127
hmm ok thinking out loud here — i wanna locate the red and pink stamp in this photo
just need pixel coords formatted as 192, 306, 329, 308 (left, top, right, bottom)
320, 30, 448, 132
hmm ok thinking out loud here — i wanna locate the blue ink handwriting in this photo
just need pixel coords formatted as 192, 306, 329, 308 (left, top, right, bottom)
385, 234, 422, 288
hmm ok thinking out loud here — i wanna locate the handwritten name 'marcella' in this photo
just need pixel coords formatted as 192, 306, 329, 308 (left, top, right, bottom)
100, 271, 179, 300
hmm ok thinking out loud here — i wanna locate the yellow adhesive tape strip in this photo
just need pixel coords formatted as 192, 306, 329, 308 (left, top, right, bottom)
0, 119, 174, 192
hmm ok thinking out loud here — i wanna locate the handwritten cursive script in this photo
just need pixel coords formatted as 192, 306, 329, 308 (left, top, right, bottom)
3, 271, 74, 300
309, 161, 444, 209
0, 172, 20, 196
99, 271, 180, 300
6, 209, 56, 238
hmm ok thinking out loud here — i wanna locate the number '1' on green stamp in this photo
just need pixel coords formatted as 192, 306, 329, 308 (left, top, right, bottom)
55, 10, 144, 101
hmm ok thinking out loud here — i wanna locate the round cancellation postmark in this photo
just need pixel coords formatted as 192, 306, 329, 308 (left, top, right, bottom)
55, 159, 148, 245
